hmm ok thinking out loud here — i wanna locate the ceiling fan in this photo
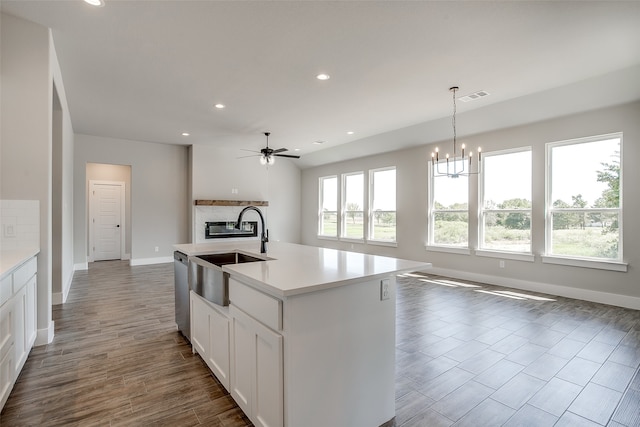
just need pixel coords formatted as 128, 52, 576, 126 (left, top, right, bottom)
240, 132, 300, 165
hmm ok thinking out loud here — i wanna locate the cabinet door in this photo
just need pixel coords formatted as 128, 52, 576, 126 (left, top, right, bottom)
12, 286, 26, 377
0, 302, 14, 409
253, 320, 283, 427
0, 344, 14, 409
190, 294, 209, 357
25, 276, 37, 349
207, 307, 230, 390
230, 307, 254, 416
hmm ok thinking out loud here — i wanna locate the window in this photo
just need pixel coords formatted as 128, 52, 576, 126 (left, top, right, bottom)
480, 149, 532, 252
369, 167, 396, 242
546, 133, 622, 261
342, 172, 364, 240
318, 176, 338, 237
429, 159, 468, 247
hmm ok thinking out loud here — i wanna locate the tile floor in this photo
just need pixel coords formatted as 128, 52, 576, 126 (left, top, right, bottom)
2, 262, 639, 426
395, 272, 640, 427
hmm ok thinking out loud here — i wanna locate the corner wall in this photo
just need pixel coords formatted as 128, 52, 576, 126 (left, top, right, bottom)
301, 101, 640, 307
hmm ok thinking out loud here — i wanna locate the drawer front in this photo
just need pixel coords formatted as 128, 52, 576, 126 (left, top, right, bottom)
13, 257, 37, 293
0, 275, 11, 307
229, 279, 282, 331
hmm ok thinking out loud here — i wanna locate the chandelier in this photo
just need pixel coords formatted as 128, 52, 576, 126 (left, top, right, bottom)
431, 86, 481, 178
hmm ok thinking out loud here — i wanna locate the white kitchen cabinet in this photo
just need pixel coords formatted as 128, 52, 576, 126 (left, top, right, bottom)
189, 291, 231, 391
0, 301, 14, 409
0, 254, 38, 411
229, 300, 283, 427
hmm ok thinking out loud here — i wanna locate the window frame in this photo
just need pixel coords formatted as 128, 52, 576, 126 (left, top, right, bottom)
478, 147, 533, 255
427, 159, 470, 252
341, 171, 365, 242
368, 166, 397, 245
543, 132, 625, 270
317, 175, 338, 239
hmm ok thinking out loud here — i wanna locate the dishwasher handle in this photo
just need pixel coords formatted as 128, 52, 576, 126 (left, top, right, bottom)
174, 251, 188, 265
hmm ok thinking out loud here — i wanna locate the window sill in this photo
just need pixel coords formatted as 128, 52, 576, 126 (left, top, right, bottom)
317, 235, 338, 241
541, 255, 628, 272
425, 245, 471, 255
475, 250, 535, 262
368, 239, 398, 248
340, 237, 365, 244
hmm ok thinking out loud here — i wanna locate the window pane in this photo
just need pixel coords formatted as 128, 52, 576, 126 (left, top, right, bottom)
483, 212, 531, 252
433, 163, 468, 210
371, 168, 396, 241
319, 176, 337, 236
551, 212, 619, 259
343, 173, 363, 239
551, 138, 620, 208
483, 151, 531, 209
433, 212, 468, 246
481, 150, 532, 252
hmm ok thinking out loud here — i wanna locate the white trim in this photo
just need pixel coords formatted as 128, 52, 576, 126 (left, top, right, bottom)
340, 237, 365, 244
122, 252, 131, 260
130, 256, 173, 266
367, 239, 398, 248
89, 180, 126, 262
541, 255, 628, 272
429, 266, 640, 310
52, 270, 74, 305
74, 262, 88, 271
317, 235, 339, 242
425, 245, 471, 255
35, 320, 55, 346
475, 250, 535, 262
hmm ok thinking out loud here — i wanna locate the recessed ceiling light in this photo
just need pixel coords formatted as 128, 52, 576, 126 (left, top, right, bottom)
294, 148, 301, 152
181, 132, 190, 136
347, 131, 354, 135
313, 140, 325, 145
316, 74, 330, 81
84, 0, 105, 6
214, 103, 225, 109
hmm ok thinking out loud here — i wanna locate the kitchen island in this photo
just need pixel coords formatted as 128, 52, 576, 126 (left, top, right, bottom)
174, 241, 430, 427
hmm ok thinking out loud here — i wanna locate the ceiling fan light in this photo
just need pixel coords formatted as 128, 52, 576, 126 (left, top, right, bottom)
260, 155, 275, 166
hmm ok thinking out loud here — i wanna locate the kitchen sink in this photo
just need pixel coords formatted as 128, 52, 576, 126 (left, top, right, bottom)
189, 252, 264, 306
195, 252, 263, 267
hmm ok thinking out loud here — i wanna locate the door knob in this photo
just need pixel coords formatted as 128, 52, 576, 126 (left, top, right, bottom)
116, 225, 120, 228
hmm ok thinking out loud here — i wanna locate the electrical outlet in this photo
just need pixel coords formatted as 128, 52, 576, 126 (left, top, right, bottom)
380, 279, 390, 301
231, 188, 239, 194
499, 260, 505, 268
155, 246, 159, 252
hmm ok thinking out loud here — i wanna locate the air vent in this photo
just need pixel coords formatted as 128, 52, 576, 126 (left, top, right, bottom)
459, 90, 490, 103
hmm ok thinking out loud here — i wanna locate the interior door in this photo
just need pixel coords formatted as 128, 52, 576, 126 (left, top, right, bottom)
90, 182, 123, 261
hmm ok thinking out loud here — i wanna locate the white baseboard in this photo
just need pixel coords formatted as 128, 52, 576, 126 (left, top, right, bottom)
74, 262, 88, 271
130, 256, 173, 266
35, 320, 55, 346
428, 267, 640, 311
122, 253, 131, 260
52, 270, 74, 305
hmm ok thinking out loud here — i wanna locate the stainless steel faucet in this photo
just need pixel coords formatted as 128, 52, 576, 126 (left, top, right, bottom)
235, 206, 268, 253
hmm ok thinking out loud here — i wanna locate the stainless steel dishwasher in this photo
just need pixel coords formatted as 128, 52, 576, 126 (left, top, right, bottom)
174, 251, 190, 341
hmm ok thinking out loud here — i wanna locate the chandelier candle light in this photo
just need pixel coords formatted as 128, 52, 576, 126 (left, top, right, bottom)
432, 86, 481, 178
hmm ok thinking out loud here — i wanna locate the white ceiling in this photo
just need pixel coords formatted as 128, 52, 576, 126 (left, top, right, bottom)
2, 1, 640, 168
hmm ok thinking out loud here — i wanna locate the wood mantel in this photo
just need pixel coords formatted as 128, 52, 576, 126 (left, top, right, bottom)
194, 200, 269, 207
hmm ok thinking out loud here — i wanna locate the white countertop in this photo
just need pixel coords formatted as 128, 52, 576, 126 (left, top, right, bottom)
1, 246, 40, 279
174, 241, 431, 298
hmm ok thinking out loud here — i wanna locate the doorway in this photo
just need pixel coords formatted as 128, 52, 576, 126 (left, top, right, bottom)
89, 181, 125, 261
86, 163, 132, 262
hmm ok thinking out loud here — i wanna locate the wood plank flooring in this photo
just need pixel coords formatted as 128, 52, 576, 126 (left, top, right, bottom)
1, 262, 640, 426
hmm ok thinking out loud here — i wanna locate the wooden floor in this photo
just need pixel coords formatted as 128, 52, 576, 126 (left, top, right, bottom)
1, 261, 640, 426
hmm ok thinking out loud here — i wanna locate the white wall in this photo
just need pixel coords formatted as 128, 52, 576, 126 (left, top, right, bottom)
1, 13, 74, 342
74, 134, 189, 265
190, 145, 301, 245
301, 101, 640, 307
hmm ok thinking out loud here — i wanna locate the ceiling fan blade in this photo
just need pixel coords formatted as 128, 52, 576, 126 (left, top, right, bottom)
272, 148, 288, 154
237, 154, 261, 159
240, 148, 261, 153
274, 154, 300, 159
